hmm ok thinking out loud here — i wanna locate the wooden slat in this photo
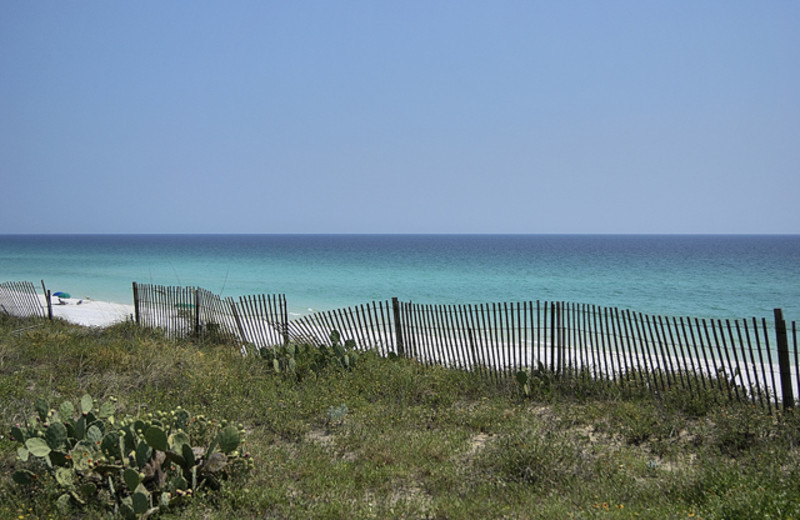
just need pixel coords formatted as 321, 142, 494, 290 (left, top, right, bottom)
663, 316, 688, 391
616, 308, 634, 385
760, 317, 779, 410
645, 314, 667, 391
434, 304, 448, 366
628, 311, 650, 388
518, 302, 526, 374
362, 303, 376, 352
652, 315, 675, 388
595, 306, 606, 378
425, 303, 440, 366
535, 300, 541, 370
476, 304, 493, 380
699, 318, 724, 393
494, 302, 507, 376
355, 304, 371, 350
732, 320, 755, 404
0, 281, 45, 318
449, 304, 466, 370
443, 304, 459, 368
506, 302, 516, 372
742, 319, 763, 407
578, 304, 589, 378
717, 319, 741, 401
591, 305, 602, 377
422, 303, 434, 364
419, 303, 431, 362
406, 303, 420, 361
465, 305, 483, 377
585, 305, 596, 380
709, 319, 733, 400
794, 321, 799, 407
524, 301, 532, 373
793, 320, 799, 407
608, 306, 623, 379
452, 304, 468, 370
460, 304, 474, 371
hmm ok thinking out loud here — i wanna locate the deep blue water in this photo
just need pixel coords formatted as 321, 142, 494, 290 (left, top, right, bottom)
1, 234, 798, 320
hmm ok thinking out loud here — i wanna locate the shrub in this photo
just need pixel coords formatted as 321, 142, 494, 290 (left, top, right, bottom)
478, 425, 589, 489
710, 404, 773, 456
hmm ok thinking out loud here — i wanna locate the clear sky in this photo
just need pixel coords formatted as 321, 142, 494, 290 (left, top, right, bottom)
1, 1, 798, 234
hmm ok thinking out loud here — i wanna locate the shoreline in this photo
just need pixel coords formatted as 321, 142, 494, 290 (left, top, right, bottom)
38, 295, 135, 328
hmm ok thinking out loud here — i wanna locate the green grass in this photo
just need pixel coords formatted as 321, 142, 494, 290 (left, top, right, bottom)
2, 314, 800, 519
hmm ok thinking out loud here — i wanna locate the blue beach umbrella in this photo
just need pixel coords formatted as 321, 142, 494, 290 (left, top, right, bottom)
53, 291, 71, 299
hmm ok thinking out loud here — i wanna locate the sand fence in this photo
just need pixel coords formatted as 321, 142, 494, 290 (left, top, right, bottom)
0, 281, 47, 319
287, 299, 798, 411
4, 280, 798, 411
132, 283, 288, 351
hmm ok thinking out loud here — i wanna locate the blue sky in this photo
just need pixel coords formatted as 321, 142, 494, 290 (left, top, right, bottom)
2, 1, 798, 234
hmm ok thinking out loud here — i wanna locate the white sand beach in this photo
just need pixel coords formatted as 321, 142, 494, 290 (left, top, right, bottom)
39, 296, 135, 328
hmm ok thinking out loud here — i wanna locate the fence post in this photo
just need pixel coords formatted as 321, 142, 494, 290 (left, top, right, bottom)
132, 282, 140, 325
282, 294, 289, 345
41, 280, 52, 320
392, 297, 405, 358
230, 300, 247, 345
774, 308, 794, 409
194, 288, 201, 337
550, 302, 558, 373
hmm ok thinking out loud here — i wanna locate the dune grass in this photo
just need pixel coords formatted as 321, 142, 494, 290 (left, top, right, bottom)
2, 314, 800, 519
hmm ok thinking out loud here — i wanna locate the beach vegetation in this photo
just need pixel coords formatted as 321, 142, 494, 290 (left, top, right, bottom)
2, 314, 800, 519
257, 330, 360, 380
7, 391, 251, 518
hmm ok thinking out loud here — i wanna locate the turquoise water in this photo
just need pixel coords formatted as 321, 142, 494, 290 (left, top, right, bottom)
1, 234, 798, 320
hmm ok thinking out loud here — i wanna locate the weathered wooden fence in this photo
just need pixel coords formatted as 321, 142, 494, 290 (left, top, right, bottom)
0, 281, 47, 319
133, 283, 196, 339
132, 283, 288, 349
5, 280, 790, 411
287, 298, 798, 412
287, 299, 399, 357
230, 294, 289, 351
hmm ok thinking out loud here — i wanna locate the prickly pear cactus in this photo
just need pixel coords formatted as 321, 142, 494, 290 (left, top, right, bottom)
258, 331, 361, 379
10, 395, 253, 518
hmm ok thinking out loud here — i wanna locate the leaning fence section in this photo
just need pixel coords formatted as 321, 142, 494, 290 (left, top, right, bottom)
230, 294, 288, 352
286, 299, 399, 357
0, 281, 46, 319
132, 282, 288, 348
394, 300, 601, 378
133, 283, 196, 339
544, 303, 797, 412
397, 300, 542, 379
289, 299, 797, 411
386, 300, 798, 411
196, 288, 241, 344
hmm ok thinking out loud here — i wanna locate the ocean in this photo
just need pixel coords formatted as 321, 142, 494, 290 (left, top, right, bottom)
1, 234, 798, 321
